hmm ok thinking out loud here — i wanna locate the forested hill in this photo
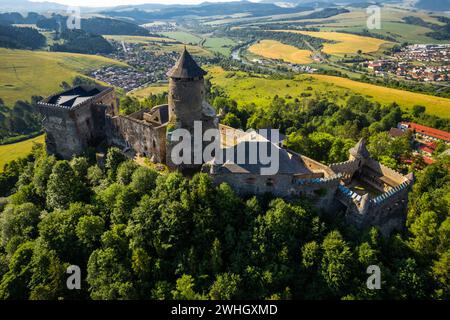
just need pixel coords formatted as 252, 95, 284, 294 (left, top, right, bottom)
0, 145, 448, 300
416, 0, 450, 11
0, 12, 46, 25
102, 1, 314, 24
36, 16, 152, 36
0, 25, 46, 50
51, 30, 115, 55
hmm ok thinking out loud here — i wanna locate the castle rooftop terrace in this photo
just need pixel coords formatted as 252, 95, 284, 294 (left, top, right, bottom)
39, 85, 112, 110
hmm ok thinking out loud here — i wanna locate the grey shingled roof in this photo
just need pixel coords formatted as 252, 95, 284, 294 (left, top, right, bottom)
214, 141, 311, 175
166, 47, 207, 78
350, 138, 370, 159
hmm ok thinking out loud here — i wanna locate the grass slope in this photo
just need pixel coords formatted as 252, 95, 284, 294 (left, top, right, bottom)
0, 48, 126, 106
160, 31, 202, 45
0, 134, 44, 171
248, 40, 313, 64
208, 67, 450, 118
203, 37, 237, 55
129, 85, 168, 99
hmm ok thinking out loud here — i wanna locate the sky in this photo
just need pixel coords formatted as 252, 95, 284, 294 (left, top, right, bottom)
29, 0, 246, 8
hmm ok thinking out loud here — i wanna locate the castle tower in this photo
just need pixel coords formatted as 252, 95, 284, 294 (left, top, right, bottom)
167, 47, 208, 130
166, 48, 218, 171
349, 138, 370, 166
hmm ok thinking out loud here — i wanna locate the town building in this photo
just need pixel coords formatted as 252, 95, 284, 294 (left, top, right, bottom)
398, 122, 450, 143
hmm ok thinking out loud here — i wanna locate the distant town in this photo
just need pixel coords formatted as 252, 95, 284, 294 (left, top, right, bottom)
90, 41, 177, 92
365, 44, 450, 82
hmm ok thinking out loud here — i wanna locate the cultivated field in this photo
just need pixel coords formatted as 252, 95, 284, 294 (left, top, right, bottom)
248, 40, 313, 64
129, 85, 168, 100
0, 48, 126, 106
275, 30, 391, 55
160, 31, 202, 45
0, 135, 44, 171
202, 37, 237, 55
208, 67, 450, 118
103, 35, 177, 43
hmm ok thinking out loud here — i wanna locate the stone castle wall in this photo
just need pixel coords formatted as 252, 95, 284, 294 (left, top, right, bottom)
168, 77, 205, 130
106, 112, 167, 163
211, 171, 340, 211
38, 89, 117, 159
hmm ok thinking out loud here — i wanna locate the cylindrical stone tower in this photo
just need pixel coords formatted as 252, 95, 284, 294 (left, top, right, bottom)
165, 48, 217, 172
167, 47, 207, 130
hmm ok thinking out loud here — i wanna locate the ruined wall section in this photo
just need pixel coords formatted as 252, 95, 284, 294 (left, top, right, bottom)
106, 113, 167, 163
210, 171, 340, 211
329, 159, 360, 180
365, 158, 408, 185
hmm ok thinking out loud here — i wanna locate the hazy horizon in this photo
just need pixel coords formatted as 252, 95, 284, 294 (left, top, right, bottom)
28, 0, 248, 8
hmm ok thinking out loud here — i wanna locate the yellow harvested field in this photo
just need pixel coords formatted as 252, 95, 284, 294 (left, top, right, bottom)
0, 135, 44, 171
248, 40, 312, 64
311, 74, 450, 118
275, 30, 390, 55
129, 85, 168, 99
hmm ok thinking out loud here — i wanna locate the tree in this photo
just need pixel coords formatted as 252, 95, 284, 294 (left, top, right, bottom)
409, 210, 439, 256
432, 250, 450, 299
222, 113, 242, 129
411, 105, 426, 117
129, 167, 158, 196
105, 147, 126, 182
32, 154, 56, 199
28, 239, 68, 300
209, 273, 241, 299
171, 275, 204, 300
38, 202, 92, 263
87, 248, 136, 300
116, 160, 138, 185
320, 231, 353, 295
46, 160, 85, 210
0, 241, 35, 299
76, 215, 105, 248
70, 157, 89, 179
301, 241, 320, 270
0, 203, 40, 255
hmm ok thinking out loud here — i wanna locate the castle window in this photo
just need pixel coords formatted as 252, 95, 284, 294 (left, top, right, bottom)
153, 139, 157, 148
266, 178, 274, 187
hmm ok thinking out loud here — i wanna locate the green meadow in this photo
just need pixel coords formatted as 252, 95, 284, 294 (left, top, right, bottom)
208, 67, 450, 118
0, 135, 44, 171
0, 48, 126, 106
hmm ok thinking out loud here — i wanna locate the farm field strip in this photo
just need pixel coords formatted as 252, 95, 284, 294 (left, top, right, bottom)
248, 40, 313, 64
0, 135, 44, 172
273, 30, 391, 55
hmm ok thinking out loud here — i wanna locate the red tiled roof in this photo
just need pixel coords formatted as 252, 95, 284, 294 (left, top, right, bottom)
423, 156, 435, 165
401, 122, 450, 142
419, 145, 435, 154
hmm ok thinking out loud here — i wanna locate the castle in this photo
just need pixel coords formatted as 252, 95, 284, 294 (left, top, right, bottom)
38, 48, 413, 236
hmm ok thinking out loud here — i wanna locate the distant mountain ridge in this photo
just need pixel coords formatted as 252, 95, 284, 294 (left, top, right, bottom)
102, 1, 315, 24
